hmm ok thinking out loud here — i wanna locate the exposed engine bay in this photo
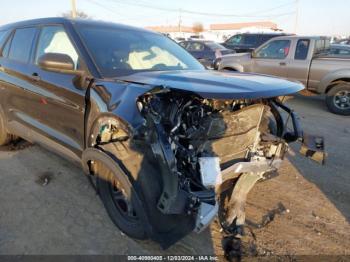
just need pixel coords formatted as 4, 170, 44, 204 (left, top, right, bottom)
136, 91, 289, 234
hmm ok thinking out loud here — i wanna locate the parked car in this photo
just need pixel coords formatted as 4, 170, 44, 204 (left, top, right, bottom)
174, 37, 186, 42
334, 38, 350, 45
214, 36, 350, 115
179, 40, 234, 67
221, 33, 289, 53
329, 44, 350, 56
0, 18, 312, 248
189, 35, 204, 40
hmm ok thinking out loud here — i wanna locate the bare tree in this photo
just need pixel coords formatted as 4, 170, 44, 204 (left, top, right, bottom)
192, 22, 204, 35
61, 10, 91, 19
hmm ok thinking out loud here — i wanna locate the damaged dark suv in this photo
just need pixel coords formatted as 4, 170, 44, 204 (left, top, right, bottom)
0, 18, 318, 248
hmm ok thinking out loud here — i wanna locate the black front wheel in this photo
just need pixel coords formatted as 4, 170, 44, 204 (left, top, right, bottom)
326, 83, 350, 115
91, 156, 149, 240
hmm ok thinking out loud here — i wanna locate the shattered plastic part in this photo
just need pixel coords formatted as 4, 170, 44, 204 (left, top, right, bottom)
194, 202, 219, 233
198, 157, 221, 189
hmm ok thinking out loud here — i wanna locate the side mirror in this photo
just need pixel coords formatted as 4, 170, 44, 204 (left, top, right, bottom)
38, 53, 76, 73
251, 51, 257, 58
38, 53, 88, 89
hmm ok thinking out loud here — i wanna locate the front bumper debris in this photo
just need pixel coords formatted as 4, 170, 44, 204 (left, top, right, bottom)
300, 134, 326, 164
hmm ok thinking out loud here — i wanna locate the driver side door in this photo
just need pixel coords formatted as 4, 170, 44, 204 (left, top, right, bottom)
29, 25, 87, 160
251, 39, 291, 78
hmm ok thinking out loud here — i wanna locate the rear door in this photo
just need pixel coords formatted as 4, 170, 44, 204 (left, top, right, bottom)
251, 39, 291, 77
0, 27, 41, 134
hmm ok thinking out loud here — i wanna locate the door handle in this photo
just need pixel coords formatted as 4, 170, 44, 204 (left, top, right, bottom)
279, 62, 287, 66
31, 72, 41, 81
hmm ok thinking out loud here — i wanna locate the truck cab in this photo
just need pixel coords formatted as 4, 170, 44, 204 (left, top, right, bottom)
215, 36, 350, 115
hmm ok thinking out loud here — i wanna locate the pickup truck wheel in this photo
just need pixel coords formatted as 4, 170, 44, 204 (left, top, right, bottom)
0, 112, 14, 146
91, 157, 149, 240
326, 83, 350, 115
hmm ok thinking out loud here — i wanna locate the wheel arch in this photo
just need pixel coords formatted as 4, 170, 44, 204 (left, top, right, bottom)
318, 69, 350, 94
222, 64, 244, 72
325, 78, 350, 94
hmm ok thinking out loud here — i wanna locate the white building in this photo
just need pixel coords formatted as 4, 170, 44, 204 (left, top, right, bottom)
208, 21, 281, 42
146, 21, 281, 43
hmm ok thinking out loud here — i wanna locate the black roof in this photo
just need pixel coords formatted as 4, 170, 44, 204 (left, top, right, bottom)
0, 17, 154, 34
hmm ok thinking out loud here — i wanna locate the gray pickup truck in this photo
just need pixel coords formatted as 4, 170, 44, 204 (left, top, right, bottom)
214, 36, 350, 115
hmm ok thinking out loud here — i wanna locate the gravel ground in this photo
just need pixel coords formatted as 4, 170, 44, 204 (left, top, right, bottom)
0, 94, 349, 258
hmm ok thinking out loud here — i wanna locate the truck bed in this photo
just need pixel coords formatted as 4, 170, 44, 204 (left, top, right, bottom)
308, 56, 350, 91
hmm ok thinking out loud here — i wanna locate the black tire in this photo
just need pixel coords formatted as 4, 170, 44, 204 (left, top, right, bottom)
90, 152, 149, 240
0, 110, 14, 146
326, 83, 350, 115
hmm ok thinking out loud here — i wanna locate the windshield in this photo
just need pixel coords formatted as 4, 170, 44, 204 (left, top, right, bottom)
77, 25, 204, 77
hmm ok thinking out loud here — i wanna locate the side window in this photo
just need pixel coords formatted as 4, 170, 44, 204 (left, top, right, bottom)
0, 30, 9, 49
8, 27, 37, 63
339, 49, 350, 55
244, 35, 258, 46
2, 34, 12, 58
0, 30, 10, 57
179, 42, 188, 49
255, 40, 291, 59
187, 42, 204, 51
35, 26, 79, 69
228, 35, 243, 45
295, 39, 310, 60
259, 35, 274, 45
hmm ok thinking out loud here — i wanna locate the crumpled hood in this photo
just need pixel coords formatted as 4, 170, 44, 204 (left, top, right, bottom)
118, 70, 304, 99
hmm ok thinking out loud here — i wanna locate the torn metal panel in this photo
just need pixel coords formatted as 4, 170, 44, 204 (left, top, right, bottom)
223, 172, 263, 228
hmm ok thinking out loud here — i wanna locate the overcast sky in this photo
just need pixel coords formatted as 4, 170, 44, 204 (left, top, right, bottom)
1, 0, 349, 36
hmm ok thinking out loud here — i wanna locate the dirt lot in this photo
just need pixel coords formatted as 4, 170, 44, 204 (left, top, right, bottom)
0, 94, 349, 258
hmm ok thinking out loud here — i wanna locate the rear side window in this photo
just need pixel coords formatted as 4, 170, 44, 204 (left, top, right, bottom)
8, 27, 37, 63
295, 39, 310, 60
259, 35, 275, 45
244, 35, 258, 46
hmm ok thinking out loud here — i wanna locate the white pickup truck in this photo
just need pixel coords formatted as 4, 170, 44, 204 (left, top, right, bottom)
214, 36, 350, 115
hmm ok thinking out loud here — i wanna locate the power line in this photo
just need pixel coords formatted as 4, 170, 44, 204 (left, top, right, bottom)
242, 1, 295, 16
86, 0, 176, 23
105, 0, 296, 18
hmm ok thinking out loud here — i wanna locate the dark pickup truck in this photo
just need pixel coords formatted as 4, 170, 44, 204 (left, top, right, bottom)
222, 33, 288, 53
0, 18, 319, 248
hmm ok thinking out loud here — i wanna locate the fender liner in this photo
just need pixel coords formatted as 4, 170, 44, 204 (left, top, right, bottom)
82, 143, 196, 249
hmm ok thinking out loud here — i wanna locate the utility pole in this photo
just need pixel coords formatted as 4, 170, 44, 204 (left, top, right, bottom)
71, 0, 77, 19
178, 8, 182, 36
294, 0, 299, 34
